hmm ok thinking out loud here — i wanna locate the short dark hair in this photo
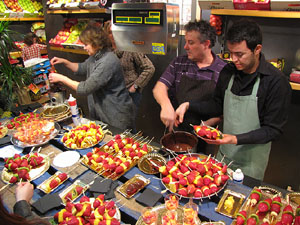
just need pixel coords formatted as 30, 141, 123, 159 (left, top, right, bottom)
226, 19, 262, 52
184, 20, 216, 48
79, 21, 111, 51
24, 33, 37, 46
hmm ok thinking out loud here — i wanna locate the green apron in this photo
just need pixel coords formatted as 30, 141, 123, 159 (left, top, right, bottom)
217, 75, 271, 180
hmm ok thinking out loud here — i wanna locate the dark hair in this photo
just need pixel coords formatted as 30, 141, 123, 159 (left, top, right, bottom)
184, 20, 216, 48
79, 21, 111, 52
0, 196, 50, 225
24, 33, 37, 46
226, 19, 262, 52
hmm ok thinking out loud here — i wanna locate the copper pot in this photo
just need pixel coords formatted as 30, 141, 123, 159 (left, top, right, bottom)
160, 131, 198, 154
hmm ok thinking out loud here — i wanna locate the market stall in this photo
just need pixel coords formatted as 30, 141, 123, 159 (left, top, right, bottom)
0, 113, 299, 225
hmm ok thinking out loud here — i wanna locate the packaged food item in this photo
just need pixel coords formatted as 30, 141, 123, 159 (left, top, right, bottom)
67, 94, 81, 126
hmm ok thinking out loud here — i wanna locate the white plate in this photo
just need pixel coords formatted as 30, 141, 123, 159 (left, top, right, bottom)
0, 145, 23, 159
53, 151, 80, 168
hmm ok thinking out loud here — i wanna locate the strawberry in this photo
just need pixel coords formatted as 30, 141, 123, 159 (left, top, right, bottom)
201, 186, 211, 196
162, 176, 171, 184
271, 196, 282, 217
294, 216, 300, 225
281, 212, 294, 225
187, 184, 196, 194
194, 188, 203, 198
209, 183, 218, 193
178, 187, 188, 197
108, 208, 116, 217
179, 177, 188, 186
105, 201, 115, 210
80, 196, 90, 203
258, 198, 272, 213
236, 211, 247, 225
75, 186, 83, 195
9, 175, 18, 184
58, 173, 68, 182
250, 189, 262, 206
65, 202, 76, 215
247, 214, 259, 225
96, 205, 106, 215
111, 218, 121, 225
49, 178, 59, 189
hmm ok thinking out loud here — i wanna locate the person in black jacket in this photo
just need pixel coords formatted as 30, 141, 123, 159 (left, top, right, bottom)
0, 182, 49, 225
175, 19, 291, 180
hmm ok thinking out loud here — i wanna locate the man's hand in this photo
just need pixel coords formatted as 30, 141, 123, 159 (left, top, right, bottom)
161, 104, 176, 132
15, 182, 34, 202
50, 57, 65, 66
128, 84, 136, 93
49, 72, 65, 84
205, 134, 237, 145
175, 102, 189, 127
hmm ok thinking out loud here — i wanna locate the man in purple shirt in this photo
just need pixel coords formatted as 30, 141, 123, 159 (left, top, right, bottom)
153, 20, 226, 152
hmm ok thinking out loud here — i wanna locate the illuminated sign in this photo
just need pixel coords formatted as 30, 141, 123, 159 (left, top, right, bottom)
113, 10, 163, 25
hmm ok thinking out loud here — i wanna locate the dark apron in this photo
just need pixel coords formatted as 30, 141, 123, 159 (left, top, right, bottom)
175, 71, 217, 153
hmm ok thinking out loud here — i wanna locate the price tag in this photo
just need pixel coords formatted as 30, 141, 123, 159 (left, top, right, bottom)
83, 2, 100, 9
65, 2, 80, 9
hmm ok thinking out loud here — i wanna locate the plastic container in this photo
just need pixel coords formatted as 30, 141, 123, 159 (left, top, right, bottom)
233, 0, 270, 10
233, 168, 244, 184
67, 94, 81, 126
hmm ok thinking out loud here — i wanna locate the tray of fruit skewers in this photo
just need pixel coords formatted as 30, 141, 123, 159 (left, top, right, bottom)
60, 121, 108, 150
159, 153, 229, 199
10, 118, 60, 148
232, 186, 300, 225
54, 194, 121, 225
192, 123, 223, 144
136, 194, 202, 225
37, 171, 69, 194
1, 152, 50, 184
59, 179, 89, 205
80, 132, 154, 181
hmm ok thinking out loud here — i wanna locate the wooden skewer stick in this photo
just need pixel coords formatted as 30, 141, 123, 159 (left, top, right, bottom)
227, 160, 234, 167
0, 184, 9, 192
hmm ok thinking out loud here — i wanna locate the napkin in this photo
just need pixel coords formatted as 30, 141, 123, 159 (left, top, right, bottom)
135, 188, 163, 207
92, 180, 119, 200
89, 177, 112, 193
32, 193, 62, 214
0, 136, 11, 147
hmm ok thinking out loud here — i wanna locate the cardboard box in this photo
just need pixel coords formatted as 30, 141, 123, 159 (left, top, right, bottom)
198, 0, 234, 10
271, 0, 300, 11
233, 0, 270, 10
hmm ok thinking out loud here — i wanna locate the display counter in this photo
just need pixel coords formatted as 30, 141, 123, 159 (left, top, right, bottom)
0, 119, 293, 224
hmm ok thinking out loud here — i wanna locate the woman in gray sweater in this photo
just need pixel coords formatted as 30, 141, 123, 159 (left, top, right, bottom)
49, 22, 135, 130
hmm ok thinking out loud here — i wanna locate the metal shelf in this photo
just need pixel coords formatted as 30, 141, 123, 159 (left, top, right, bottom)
211, 9, 300, 19
50, 46, 88, 55
47, 8, 110, 14
290, 82, 300, 91
0, 17, 44, 21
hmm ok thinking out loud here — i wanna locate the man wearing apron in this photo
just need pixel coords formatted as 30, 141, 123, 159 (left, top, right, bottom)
153, 20, 226, 153
175, 19, 291, 180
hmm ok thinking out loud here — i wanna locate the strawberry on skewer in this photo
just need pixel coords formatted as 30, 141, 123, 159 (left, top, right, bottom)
247, 214, 259, 225
281, 205, 294, 225
270, 196, 283, 222
236, 210, 247, 225
249, 188, 262, 207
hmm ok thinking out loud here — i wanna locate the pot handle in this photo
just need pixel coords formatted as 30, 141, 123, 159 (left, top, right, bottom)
158, 147, 171, 158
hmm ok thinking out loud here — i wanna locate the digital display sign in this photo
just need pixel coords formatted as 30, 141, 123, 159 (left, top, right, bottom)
113, 10, 163, 25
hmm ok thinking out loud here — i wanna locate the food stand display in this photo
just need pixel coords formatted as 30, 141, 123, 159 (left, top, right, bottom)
0, 117, 297, 225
